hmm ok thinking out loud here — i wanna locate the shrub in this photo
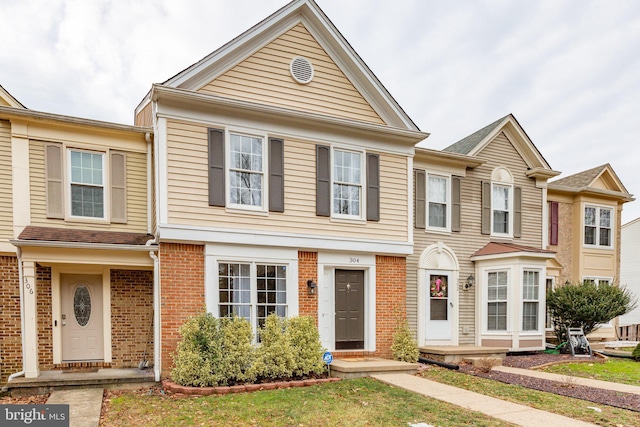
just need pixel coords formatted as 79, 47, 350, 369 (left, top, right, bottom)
547, 281, 637, 344
391, 319, 419, 363
250, 314, 295, 380
632, 343, 640, 361
171, 312, 254, 386
286, 316, 326, 377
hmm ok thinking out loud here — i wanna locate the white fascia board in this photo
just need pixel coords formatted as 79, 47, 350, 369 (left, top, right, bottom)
158, 224, 413, 256
10, 239, 158, 252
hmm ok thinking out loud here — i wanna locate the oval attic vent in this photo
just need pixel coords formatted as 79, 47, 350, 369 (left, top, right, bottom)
290, 56, 314, 84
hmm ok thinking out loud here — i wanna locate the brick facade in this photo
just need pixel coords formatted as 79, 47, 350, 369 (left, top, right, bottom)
159, 243, 205, 375
0, 256, 20, 384
375, 255, 406, 358
298, 251, 318, 319
550, 201, 574, 284
111, 269, 154, 368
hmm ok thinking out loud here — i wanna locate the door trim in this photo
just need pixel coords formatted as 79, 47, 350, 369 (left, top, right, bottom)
52, 266, 112, 364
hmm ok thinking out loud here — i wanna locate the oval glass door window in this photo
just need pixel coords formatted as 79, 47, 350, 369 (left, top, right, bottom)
73, 284, 92, 327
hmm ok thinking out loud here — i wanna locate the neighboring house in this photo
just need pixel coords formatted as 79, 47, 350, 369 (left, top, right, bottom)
408, 114, 560, 351
547, 164, 634, 340
134, 0, 426, 376
0, 87, 156, 383
620, 217, 640, 326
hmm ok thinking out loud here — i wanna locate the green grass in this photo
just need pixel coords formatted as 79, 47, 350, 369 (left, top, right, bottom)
420, 366, 640, 427
102, 378, 513, 426
541, 358, 640, 386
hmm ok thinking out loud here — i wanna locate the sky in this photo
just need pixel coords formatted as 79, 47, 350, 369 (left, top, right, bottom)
2, 0, 639, 223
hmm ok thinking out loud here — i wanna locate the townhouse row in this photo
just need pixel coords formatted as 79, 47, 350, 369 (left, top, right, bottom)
0, 0, 632, 384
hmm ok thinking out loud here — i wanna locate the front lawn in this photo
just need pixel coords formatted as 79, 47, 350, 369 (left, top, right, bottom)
540, 358, 640, 386
420, 366, 640, 427
101, 378, 512, 426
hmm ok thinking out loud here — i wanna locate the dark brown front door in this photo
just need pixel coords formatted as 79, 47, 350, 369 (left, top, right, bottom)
335, 269, 365, 350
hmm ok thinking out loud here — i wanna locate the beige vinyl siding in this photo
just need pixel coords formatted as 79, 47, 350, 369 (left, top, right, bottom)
0, 120, 13, 239
166, 120, 407, 241
135, 103, 152, 127
407, 132, 543, 344
29, 140, 148, 232
199, 23, 385, 125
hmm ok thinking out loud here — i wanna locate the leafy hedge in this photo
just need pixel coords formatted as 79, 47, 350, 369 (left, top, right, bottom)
171, 313, 326, 387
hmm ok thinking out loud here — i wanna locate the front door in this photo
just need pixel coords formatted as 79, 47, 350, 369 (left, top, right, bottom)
335, 269, 364, 350
425, 271, 455, 342
61, 274, 104, 362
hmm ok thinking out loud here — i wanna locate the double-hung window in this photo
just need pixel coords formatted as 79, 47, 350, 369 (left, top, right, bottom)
218, 262, 288, 337
487, 271, 508, 331
229, 133, 264, 209
522, 270, 540, 331
492, 184, 510, 234
427, 175, 448, 229
333, 149, 362, 217
584, 206, 612, 247
69, 150, 105, 219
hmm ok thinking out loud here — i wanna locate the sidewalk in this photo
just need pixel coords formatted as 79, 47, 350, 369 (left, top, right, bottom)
372, 373, 597, 427
46, 388, 103, 427
494, 365, 640, 395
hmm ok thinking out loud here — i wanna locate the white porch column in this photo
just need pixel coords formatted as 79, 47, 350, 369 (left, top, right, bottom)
22, 261, 39, 378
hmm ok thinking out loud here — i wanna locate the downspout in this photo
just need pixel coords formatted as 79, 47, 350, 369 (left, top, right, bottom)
147, 238, 160, 382
145, 132, 152, 235
8, 247, 26, 382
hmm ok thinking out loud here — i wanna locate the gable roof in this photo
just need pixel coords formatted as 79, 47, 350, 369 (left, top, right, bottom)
443, 114, 558, 174
548, 163, 633, 201
154, 0, 419, 131
0, 84, 26, 109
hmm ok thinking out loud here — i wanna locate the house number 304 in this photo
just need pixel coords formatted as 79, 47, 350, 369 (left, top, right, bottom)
349, 257, 360, 264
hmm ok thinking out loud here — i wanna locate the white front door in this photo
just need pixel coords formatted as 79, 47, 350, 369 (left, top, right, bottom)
61, 274, 104, 361
425, 271, 456, 342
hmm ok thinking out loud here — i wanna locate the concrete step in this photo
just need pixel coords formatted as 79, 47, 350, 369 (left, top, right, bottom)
329, 358, 419, 379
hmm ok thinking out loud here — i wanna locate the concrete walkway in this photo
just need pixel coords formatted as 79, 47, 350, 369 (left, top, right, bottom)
46, 388, 103, 427
372, 373, 597, 427
494, 365, 640, 395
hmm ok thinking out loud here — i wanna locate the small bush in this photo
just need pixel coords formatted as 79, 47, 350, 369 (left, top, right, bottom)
632, 343, 640, 361
547, 281, 637, 344
171, 313, 253, 387
287, 316, 326, 377
250, 314, 295, 380
391, 319, 419, 363
475, 357, 500, 373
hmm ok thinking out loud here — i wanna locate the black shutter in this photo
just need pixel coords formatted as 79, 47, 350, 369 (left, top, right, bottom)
208, 128, 225, 207
514, 186, 522, 238
415, 170, 426, 229
481, 180, 491, 235
269, 138, 284, 212
451, 176, 461, 232
316, 145, 330, 216
366, 153, 380, 221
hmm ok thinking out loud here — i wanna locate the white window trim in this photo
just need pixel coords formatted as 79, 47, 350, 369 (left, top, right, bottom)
491, 182, 513, 238
66, 148, 109, 223
224, 128, 269, 213
426, 173, 451, 233
545, 276, 555, 331
330, 146, 366, 221
205, 244, 299, 343
486, 269, 509, 333
522, 269, 542, 333
583, 204, 614, 249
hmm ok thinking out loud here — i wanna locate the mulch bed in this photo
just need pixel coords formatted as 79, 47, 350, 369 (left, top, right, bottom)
457, 353, 640, 412
0, 394, 49, 405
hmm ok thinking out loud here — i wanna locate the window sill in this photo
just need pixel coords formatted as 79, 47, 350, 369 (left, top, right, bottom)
65, 217, 110, 225
330, 216, 367, 226
490, 234, 514, 241
425, 227, 451, 236
582, 244, 614, 251
224, 207, 269, 217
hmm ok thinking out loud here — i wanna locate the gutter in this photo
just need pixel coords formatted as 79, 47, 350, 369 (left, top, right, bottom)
7, 248, 26, 382
10, 240, 158, 251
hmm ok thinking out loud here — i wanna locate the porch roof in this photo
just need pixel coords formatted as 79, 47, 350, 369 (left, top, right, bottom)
15, 226, 155, 247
